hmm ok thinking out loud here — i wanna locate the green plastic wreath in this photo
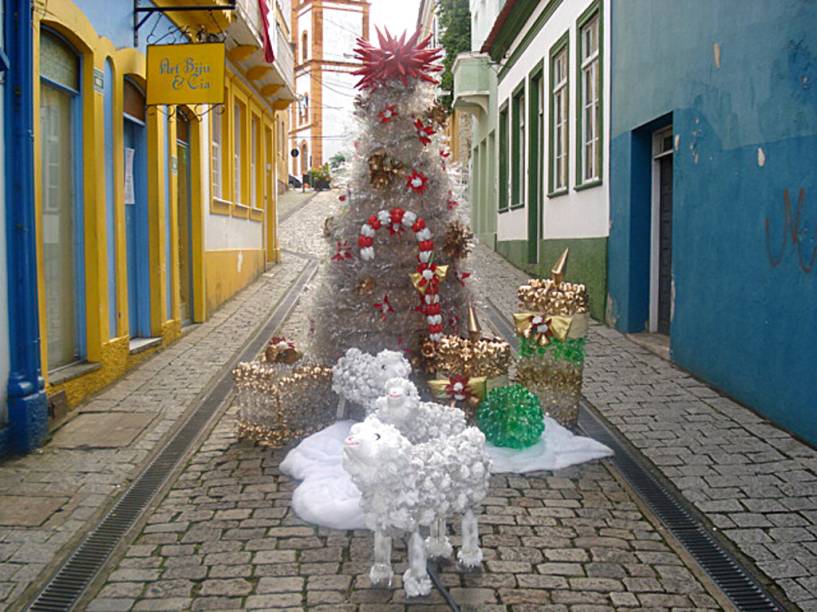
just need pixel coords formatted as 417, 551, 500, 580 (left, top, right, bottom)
476, 384, 545, 449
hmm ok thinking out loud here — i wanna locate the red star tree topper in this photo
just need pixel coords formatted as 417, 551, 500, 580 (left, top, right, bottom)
352, 28, 443, 90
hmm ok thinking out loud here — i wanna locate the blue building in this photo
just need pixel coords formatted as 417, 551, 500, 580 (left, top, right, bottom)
607, 0, 817, 444
0, 0, 49, 457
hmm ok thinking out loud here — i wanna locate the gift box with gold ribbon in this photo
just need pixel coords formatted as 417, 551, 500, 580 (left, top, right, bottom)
421, 305, 511, 419
512, 249, 589, 428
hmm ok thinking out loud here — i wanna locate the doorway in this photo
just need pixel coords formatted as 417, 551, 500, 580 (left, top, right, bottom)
123, 78, 151, 338
40, 29, 84, 370
650, 127, 674, 335
176, 110, 194, 325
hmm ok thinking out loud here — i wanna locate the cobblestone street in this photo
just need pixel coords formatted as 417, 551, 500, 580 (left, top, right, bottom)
86, 191, 723, 611
2, 189, 814, 610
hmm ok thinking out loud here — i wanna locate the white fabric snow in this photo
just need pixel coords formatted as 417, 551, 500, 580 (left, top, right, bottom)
279, 417, 613, 530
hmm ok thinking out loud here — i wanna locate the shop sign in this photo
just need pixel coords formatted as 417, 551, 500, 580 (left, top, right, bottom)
146, 43, 225, 105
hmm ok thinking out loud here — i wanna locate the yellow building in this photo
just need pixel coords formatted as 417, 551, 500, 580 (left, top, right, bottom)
32, 0, 295, 410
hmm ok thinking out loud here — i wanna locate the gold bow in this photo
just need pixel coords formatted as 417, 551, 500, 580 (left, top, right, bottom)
513, 312, 573, 347
428, 375, 487, 403
410, 265, 448, 294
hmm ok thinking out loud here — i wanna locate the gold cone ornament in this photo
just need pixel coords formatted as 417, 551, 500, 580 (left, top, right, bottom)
551, 247, 569, 285
467, 304, 481, 342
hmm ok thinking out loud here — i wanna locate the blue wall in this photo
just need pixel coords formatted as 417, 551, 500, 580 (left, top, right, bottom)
609, 0, 817, 444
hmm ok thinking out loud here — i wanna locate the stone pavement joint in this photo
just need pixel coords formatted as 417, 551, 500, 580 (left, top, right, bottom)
0, 246, 310, 609
86, 192, 724, 611
473, 242, 815, 608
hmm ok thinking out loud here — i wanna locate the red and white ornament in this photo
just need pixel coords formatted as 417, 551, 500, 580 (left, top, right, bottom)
357, 207, 446, 341
413, 118, 435, 145
406, 170, 429, 193
379, 104, 398, 123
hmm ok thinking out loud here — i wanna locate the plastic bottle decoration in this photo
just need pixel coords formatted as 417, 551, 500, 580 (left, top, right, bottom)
264, 336, 302, 365
342, 414, 490, 597
476, 384, 545, 449
426, 305, 511, 419
234, 361, 335, 447
513, 249, 589, 427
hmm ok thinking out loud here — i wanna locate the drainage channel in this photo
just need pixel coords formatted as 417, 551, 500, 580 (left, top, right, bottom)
27, 259, 318, 612
483, 299, 784, 612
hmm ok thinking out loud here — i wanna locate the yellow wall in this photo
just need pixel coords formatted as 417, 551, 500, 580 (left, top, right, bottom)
204, 249, 266, 314
32, 0, 289, 411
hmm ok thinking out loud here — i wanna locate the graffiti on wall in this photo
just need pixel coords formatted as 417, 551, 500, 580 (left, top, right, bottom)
765, 188, 817, 273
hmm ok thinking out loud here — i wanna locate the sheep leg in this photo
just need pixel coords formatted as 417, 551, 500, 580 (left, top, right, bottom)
424, 516, 453, 559
457, 508, 483, 568
402, 530, 432, 597
336, 396, 346, 420
368, 530, 393, 587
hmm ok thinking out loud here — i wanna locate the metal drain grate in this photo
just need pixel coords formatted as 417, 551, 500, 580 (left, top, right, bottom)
482, 300, 784, 612
28, 261, 318, 612
579, 407, 782, 612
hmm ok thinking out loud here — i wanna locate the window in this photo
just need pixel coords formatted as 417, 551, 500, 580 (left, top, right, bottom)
234, 100, 246, 204
301, 31, 308, 62
211, 92, 226, 199
577, 2, 602, 185
251, 115, 260, 208
549, 34, 569, 194
40, 29, 82, 369
511, 84, 525, 208
498, 103, 509, 212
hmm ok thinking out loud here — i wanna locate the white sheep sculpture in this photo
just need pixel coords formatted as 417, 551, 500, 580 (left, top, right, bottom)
342, 415, 490, 597
332, 348, 412, 419
371, 377, 467, 443
370, 377, 471, 559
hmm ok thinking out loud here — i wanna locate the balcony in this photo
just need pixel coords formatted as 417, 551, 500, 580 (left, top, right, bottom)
227, 0, 296, 109
452, 52, 494, 115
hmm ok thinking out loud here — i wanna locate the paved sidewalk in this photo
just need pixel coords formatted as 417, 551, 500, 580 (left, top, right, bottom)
277, 189, 319, 222
88, 193, 724, 611
0, 252, 309, 609
473, 243, 817, 609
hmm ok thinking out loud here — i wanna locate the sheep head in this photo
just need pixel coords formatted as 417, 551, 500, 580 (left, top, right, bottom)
372, 350, 412, 391
342, 417, 411, 487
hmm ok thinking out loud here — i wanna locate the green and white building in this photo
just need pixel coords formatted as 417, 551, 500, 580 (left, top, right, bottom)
454, 0, 609, 319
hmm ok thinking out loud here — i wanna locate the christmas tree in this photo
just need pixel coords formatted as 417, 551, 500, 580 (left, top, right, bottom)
312, 29, 474, 363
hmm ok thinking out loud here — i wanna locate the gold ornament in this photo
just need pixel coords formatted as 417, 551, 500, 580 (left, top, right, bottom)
264, 337, 302, 365
356, 275, 376, 296
234, 361, 334, 447
512, 312, 583, 347
429, 306, 512, 378
514, 357, 583, 427
425, 101, 448, 128
517, 249, 589, 315
428, 375, 487, 404
441, 220, 473, 261
409, 265, 448, 294
368, 149, 404, 189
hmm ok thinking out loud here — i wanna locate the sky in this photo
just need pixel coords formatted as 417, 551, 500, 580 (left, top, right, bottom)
369, 0, 423, 39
